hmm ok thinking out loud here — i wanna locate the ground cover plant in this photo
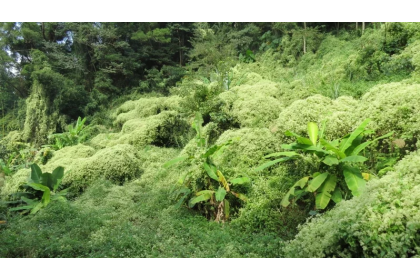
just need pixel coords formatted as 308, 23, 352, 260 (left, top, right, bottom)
1, 22, 420, 258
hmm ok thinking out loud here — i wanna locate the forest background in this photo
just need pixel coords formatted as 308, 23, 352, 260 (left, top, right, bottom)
1, 0, 419, 278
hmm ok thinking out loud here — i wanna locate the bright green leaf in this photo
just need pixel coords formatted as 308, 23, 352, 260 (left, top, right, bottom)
323, 155, 339, 166
343, 165, 366, 196
307, 122, 319, 146
340, 118, 370, 153
340, 155, 368, 163
307, 172, 329, 192
203, 163, 219, 181
215, 187, 227, 202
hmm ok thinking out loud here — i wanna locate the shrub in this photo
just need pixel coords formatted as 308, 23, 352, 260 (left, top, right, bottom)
283, 149, 420, 257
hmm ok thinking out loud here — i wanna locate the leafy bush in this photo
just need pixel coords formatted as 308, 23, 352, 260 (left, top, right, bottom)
9, 163, 67, 215
283, 149, 420, 257
47, 117, 88, 150
258, 119, 392, 210
164, 113, 248, 222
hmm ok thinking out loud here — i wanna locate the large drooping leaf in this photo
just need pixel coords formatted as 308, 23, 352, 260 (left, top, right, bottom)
322, 155, 339, 166
315, 174, 337, 209
26, 182, 50, 192
307, 122, 319, 146
340, 118, 371, 153
215, 187, 227, 202
343, 165, 366, 196
255, 157, 294, 171
163, 155, 189, 168
30, 164, 42, 184
281, 177, 309, 207
307, 172, 329, 192
51, 166, 64, 191
217, 170, 230, 191
203, 163, 219, 181
339, 155, 368, 163
351, 131, 394, 156
189, 192, 213, 207
231, 191, 248, 202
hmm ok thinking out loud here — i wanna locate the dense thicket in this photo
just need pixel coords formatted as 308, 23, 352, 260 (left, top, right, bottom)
1, 22, 420, 258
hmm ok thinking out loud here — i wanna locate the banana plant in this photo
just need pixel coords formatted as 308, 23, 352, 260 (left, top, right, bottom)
257, 119, 393, 210
47, 117, 88, 150
164, 112, 248, 222
10, 163, 68, 215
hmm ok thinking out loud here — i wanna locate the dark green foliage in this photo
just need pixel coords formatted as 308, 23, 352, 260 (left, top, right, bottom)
8, 163, 67, 215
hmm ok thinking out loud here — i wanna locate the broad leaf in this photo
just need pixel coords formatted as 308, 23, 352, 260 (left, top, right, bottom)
189, 192, 212, 207
340, 118, 370, 153
339, 155, 368, 163
30, 164, 42, 184
217, 171, 230, 191
230, 177, 251, 185
351, 141, 372, 156
41, 173, 53, 190
307, 122, 319, 146
322, 155, 339, 166
307, 172, 329, 192
281, 177, 309, 207
343, 165, 366, 196
231, 191, 248, 202
30, 202, 44, 214
26, 182, 50, 192
351, 132, 394, 156
215, 187, 227, 202
331, 188, 343, 203
315, 174, 337, 209
41, 189, 51, 206
52, 166, 64, 191
163, 155, 188, 168
203, 163, 219, 181
255, 157, 294, 171
264, 151, 299, 159
195, 190, 214, 196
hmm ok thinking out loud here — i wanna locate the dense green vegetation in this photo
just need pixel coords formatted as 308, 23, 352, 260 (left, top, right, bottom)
1, 22, 420, 257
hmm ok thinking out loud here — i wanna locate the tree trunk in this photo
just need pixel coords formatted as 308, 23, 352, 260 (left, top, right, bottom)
356, 22, 358, 30
362, 22, 365, 34
303, 22, 307, 54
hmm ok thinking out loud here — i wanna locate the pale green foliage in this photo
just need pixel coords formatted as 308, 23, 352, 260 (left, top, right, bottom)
40, 144, 141, 191
284, 149, 420, 257
271, 95, 359, 142
22, 81, 67, 146
0, 130, 24, 151
91, 111, 188, 149
218, 80, 284, 128
113, 95, 183, 128
1, 168, 29, 198
214, 128, 283, 171
357, 82, 420, 142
